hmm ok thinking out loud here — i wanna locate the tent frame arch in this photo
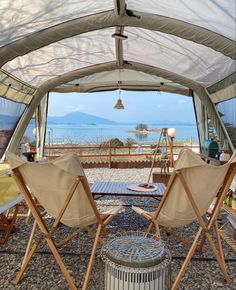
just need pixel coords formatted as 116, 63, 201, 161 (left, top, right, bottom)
6, 61, 234, 155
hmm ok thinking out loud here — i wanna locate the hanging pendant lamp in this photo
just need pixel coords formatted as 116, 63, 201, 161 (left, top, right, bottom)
114, 81, 124, 109
114, 97, 124, 109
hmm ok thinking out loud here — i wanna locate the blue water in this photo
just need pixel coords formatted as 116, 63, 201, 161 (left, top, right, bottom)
42, 123, 198, 144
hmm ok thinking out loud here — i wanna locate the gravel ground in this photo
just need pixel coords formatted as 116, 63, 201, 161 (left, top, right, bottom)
0, 168, 235, 290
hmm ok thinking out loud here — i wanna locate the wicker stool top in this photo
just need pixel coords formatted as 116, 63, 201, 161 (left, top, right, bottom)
101, 232, 166, 268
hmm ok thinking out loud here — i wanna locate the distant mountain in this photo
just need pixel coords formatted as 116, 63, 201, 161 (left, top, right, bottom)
47, 111, 117, 125
0, 114, 19, 126
0, 114, 17, 122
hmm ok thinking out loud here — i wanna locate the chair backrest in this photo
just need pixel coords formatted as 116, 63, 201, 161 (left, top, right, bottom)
6, 152, 100, 228
158, 149, 236, 228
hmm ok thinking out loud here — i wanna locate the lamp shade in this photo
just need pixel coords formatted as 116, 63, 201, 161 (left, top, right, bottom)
167, 128, 176, 138
33, 128, 38, 137
114, 98, 124, 109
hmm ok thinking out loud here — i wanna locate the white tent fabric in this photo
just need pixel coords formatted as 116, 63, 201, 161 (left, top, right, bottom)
0, 0, 235, 152
3, 26, 234, 88
128, 0, 236, 41
3, 29, 116, 87
210, 84, 236, 103
1, 0, 235, 97
0, 0, 113, 46
123, 28, 235, 86
53, 69, 189, 95
55, 69, 187, 88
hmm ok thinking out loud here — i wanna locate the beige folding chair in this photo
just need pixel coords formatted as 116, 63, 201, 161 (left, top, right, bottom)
0, 163, 23, 244
132, 149, 236, 290
6, 152, 123, 290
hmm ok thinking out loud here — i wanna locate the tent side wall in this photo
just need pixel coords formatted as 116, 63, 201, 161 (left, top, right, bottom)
34, 94, 49, 158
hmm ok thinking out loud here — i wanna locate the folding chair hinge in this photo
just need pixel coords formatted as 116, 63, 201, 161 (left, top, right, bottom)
34, 233, 45, 245
44, 233, 52, 239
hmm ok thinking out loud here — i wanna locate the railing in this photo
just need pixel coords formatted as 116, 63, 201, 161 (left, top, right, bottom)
44, 142, 200, 168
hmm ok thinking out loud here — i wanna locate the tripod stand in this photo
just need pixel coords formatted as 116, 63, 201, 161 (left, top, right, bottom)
147, 128, 169, 183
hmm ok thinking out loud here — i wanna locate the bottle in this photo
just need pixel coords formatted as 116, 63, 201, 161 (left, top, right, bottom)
220, 152, 230, 162
220, 139, 231, 162
224, 195, 232, 207
220, 147, 230, 162
215, 145, 222, 160
232, 193, 236, 210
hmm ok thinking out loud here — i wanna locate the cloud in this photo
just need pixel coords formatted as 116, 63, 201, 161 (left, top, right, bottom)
65, 105, 86, 112
177, 99, 188, 105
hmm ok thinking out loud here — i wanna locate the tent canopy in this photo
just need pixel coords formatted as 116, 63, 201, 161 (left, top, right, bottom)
0, 0, 235, 153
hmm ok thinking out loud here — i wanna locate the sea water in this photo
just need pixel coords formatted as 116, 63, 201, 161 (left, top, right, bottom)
39, 123, 198, 145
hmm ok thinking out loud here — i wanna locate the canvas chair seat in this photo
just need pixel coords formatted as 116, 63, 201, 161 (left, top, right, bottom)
134, 150, 235, 227
132, 148, 236, 290
0, 164, 22, 244
6, 152, 123, 290
6, 153, 123, 228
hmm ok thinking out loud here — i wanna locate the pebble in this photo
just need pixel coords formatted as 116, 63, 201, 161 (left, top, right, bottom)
0, 168, 235, 289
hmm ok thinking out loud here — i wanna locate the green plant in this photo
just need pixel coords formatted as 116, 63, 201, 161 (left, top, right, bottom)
108, 138, 124, 147
124, 138, 136, 146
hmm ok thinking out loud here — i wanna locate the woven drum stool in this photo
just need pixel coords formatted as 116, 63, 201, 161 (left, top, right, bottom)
101, 232, 171, 290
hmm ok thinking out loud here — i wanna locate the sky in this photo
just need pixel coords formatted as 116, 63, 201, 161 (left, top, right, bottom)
48, 91, 196, 123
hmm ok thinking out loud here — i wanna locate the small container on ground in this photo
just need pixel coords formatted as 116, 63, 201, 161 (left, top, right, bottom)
101, 231, 171, 290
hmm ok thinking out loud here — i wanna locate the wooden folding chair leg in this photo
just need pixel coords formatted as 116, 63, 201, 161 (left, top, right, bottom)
56, 228, 82, 248
154, 220, 161, 239
0, 204, 19, 244
172, 227, 203, 290
197, 234, 207, 252
12, 168, 77, 289
214, 222, 229, 281
82, 224, 102, 290
101, 226, 108, 239
24, 208, 31, 224
16, 234, 77, 290
205, 232, 230, 282
22, 219, 37, 265
146, 221, 154, 236
166, 229, 192, 248
15, 241, 40, 284
45, 237, 77, 290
